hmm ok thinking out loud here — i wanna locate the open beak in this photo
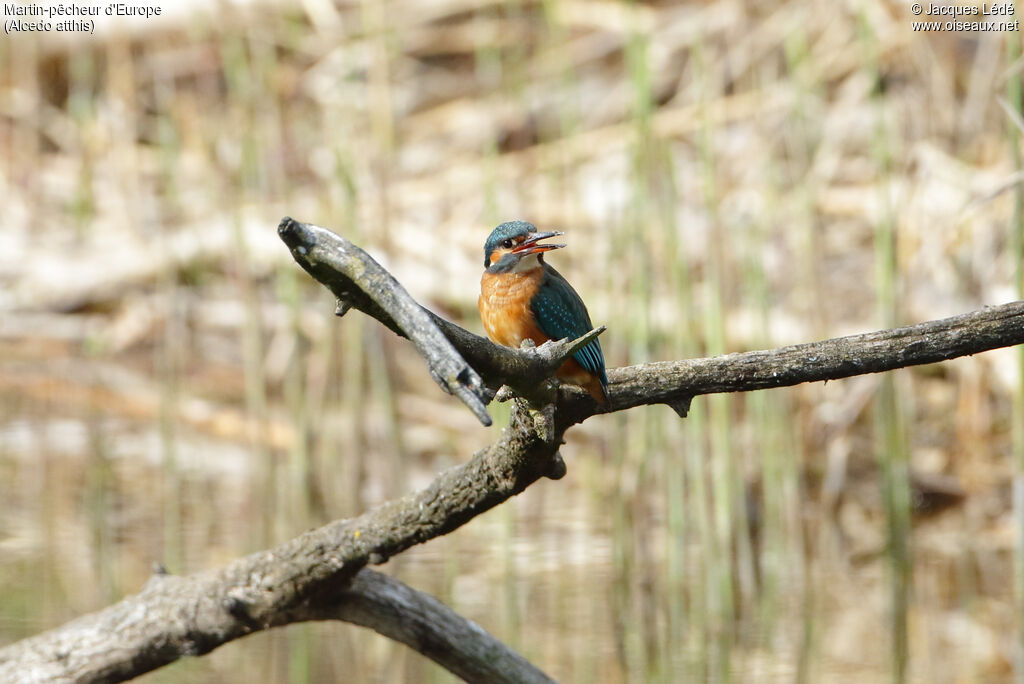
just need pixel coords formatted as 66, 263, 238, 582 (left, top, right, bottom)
512, 231, 565, 255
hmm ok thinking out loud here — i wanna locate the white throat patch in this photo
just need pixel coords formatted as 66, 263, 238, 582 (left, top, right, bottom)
512, 253, 542, 273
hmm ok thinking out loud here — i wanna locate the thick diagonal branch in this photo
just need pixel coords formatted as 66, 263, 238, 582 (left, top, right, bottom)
0, 402, 563, 683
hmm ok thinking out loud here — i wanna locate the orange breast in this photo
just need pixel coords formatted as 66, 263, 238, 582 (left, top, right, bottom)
480, 267, 607, 406
478, 268, 550, 349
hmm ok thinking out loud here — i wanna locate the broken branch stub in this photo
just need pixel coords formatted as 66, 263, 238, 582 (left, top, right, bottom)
278, 217, 493, 426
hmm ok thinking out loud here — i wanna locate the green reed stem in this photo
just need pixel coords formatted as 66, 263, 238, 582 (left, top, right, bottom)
857, 8, 912, 682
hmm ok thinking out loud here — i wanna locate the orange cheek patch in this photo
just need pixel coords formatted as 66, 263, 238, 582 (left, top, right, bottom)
489, 248, 510, 266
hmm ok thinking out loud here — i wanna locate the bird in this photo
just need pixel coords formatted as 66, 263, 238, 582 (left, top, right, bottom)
478, 220, 608, 406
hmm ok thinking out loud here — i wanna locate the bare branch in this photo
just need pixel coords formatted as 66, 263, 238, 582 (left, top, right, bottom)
615, 300, 1024, 400
278, 217, 493, 426
0, 402, 563, 683
537, 325, 606, 366
553, 301, 1024, 426
304, 570, 556, 684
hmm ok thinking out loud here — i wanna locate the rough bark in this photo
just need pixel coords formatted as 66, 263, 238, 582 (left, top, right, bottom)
0, 401, 562, 683
588, 300, 1024, 420
319, 570, 556, 684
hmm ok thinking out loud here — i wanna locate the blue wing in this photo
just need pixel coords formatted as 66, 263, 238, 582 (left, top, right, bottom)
531, 266, 608, 388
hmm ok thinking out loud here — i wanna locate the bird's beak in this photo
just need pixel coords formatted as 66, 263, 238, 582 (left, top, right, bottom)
512, 231, 565, 255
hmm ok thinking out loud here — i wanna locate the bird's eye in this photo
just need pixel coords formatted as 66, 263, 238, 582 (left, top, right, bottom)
502, 239, 513, 249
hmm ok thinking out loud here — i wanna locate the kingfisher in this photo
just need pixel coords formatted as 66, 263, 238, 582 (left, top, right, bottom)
478, 220, 608, 406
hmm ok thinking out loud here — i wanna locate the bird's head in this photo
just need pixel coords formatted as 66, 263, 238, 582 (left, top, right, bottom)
483, 220, 564, 273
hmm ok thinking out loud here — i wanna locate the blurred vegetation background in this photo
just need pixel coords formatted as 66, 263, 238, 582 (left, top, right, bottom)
2, 0, 1024, 682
